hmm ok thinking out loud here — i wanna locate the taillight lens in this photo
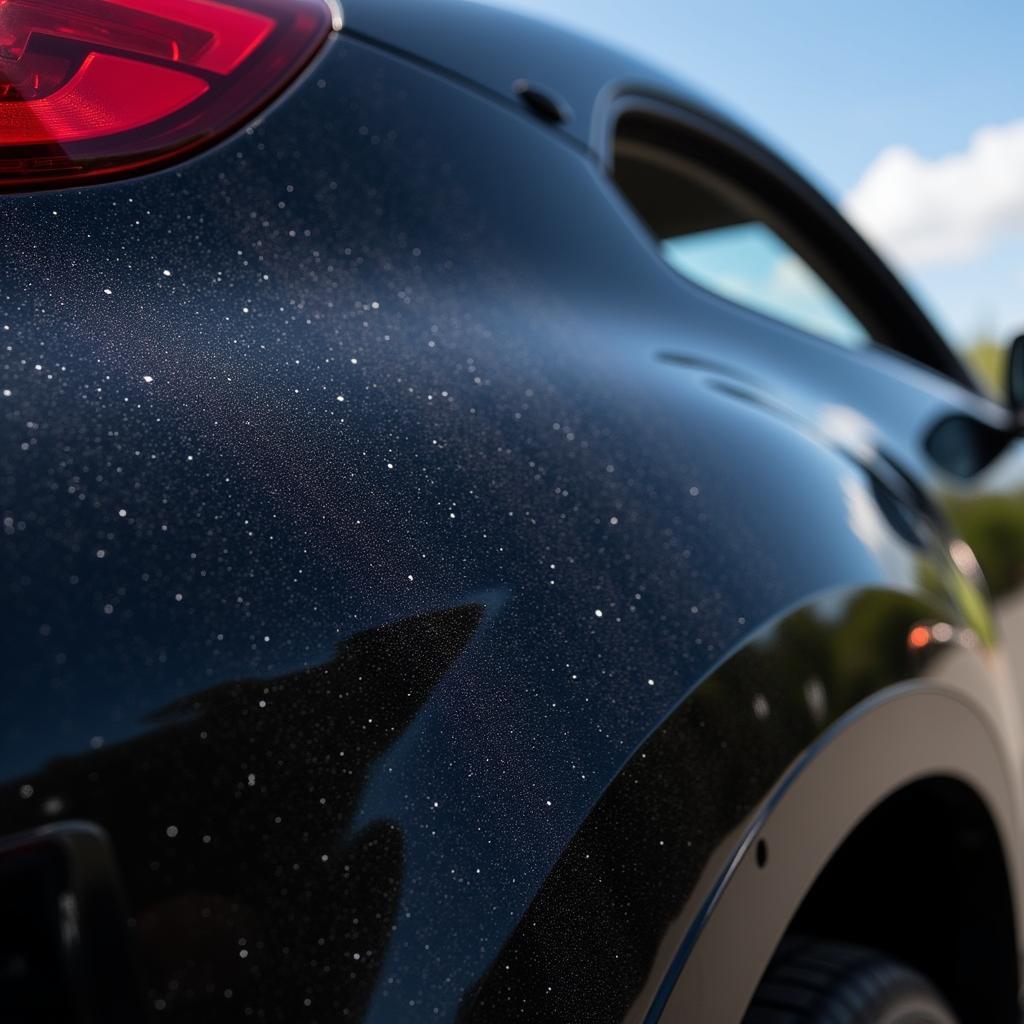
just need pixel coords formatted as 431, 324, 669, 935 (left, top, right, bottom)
0, 0, 335, 191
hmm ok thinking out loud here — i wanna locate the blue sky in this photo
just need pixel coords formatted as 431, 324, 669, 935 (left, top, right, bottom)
496, 0, 1024, 349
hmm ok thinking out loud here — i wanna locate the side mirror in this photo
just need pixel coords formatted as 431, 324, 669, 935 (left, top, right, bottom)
1008, 334, 1024, 421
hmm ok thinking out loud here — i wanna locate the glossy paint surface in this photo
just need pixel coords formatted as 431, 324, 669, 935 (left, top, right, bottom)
340, 0, 715, 151
3, 15, 1024, 1024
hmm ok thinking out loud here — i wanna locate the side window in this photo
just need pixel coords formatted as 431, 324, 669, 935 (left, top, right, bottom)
614, 133, 871, 350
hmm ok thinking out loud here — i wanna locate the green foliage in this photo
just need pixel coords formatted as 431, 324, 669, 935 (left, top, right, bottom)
962, 335, 1007, 401
946, 492, 1024, 598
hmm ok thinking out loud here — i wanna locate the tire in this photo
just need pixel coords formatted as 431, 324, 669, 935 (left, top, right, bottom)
743, 938, 959, 1024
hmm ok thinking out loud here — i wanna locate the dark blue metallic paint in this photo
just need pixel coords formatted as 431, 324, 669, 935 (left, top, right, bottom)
2, 9, 1024, 1023
340, 0, 722, 153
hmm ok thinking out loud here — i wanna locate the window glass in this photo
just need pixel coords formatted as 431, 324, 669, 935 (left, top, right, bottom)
615, 139, 871, 349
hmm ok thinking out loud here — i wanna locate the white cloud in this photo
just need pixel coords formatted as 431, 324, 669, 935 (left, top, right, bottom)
842, 119, 1024, 268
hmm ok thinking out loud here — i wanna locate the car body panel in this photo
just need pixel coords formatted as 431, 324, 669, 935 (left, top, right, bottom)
340, 0, 725, 154
3, 17, 1024, 1024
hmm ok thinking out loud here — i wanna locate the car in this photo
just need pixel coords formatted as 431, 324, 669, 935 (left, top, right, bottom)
2, 0, 1024, 1021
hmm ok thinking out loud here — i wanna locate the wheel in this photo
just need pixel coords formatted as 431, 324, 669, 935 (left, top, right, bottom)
743, 938, 959, 1024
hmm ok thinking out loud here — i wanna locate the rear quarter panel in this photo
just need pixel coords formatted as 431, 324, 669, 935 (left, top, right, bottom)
1, 33, 1022, 1023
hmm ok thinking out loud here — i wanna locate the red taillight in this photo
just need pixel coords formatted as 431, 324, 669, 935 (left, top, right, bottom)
0, 0, 335, 191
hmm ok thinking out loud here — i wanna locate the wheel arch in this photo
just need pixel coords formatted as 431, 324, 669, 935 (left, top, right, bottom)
788, 773, 1017, 1023
654, 686, 1022, 1023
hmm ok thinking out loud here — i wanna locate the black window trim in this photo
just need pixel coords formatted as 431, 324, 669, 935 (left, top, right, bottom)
595, 90, 980, 394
